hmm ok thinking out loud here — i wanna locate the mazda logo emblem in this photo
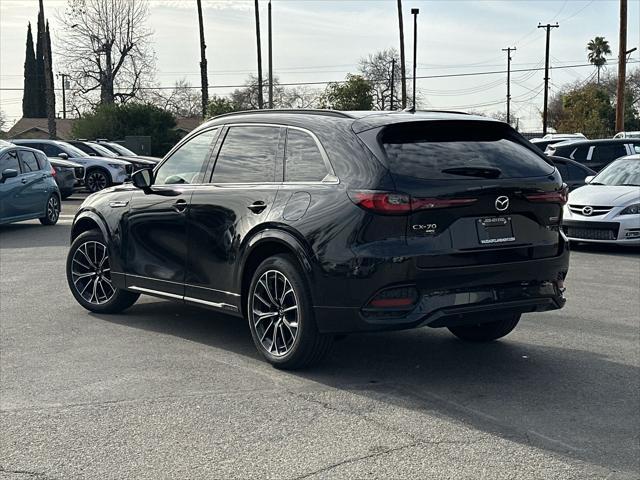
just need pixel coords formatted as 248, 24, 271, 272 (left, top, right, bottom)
495, 196, 509, 211
582, 206, 593, 216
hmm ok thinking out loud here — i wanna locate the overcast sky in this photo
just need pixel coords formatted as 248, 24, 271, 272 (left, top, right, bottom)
1, 0, 638, 132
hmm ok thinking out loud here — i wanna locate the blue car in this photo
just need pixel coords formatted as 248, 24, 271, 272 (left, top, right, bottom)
0, 141, 61, 226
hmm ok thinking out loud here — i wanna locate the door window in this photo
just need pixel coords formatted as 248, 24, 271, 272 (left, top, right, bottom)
0, 151, 20, 172
554, 162, 569, 180
38, 143, 64, 157
591, 144, 627, 161
284, 129, 328, 182
18, 150, 41, 172
212, 126, 280, 183
154, 128, 218, 185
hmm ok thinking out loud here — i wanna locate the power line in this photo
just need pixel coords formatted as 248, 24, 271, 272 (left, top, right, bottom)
0, 60, 637, 93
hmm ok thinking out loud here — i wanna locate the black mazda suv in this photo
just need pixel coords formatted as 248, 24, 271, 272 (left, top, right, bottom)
66, 110, 570, 369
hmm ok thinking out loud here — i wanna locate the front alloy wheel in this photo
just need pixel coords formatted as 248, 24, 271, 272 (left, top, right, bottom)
66, 230, 139, 313
70, 240, 116, 305
86, 169, 110, 192
247, 254, 332, 369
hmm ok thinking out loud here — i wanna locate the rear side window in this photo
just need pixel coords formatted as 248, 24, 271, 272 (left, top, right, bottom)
570, 145, 589, 160
285, 129, 328, 182
212, 126, 280, 183
566, 162, 588, 181
592, 144, 626, 161
0, 151, 20, 172
380, 122, 554, 180
18, 150, 41, 172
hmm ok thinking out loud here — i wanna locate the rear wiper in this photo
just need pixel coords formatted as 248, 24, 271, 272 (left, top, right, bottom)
589, 181, 605, 185
441, 167, 502, 179
620, 183, 640, 186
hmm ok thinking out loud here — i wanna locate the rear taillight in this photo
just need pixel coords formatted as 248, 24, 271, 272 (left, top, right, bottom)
525, 186, 568, 205
50, 165, 57, 177
348, 190, 477, 215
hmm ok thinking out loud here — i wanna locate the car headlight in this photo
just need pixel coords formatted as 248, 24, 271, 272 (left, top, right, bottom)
619, 203, 640, 215
108, 163, 126, 170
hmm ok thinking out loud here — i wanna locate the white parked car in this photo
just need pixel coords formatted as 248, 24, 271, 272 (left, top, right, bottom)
562, 154, 640, 245
10, 139, 133, 192
613, 131, 640, 139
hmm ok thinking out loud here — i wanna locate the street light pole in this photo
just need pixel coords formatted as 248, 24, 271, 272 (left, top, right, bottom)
411, 8, 419, 111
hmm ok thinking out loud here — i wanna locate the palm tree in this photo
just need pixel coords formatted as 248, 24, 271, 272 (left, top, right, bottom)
587, 36, 612, 84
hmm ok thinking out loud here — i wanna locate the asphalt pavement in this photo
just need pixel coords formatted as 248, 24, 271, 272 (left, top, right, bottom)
1, 194, 639, 479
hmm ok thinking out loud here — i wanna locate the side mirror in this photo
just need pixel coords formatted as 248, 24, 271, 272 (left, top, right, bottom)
1, 168, 18, 183
58, 152, 69, 160
132, 169, 152, 190
584, 175, 595, 184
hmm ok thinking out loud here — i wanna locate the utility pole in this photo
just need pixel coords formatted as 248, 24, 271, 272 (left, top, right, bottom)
268, 0, 273, 109
502, 47, 516, 125
615, 0, 627, 133
390, 58, 395, 111
196, 0, 209, 119
411, 8, 419, 110
538, 22, 558, 135
397, 0, 407, 109
57, 73, 69, 119
254, 0, 263, 109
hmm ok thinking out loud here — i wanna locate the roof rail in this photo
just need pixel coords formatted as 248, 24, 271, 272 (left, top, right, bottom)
414, 109, 470, 115
207, 109, 354, 121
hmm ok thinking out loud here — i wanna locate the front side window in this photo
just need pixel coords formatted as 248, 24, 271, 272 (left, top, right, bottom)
18, 150, 41, 172
285, 129, 328, 182
154, 129, 218, 185
212, 126, 280, 183
0, 151, 20, 172
38, 143, 63, 157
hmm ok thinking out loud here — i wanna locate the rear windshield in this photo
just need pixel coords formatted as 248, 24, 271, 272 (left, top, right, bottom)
380, 121, 554, 180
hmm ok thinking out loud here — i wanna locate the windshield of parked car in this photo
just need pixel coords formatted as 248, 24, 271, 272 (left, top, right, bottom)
57, 142, 91, 158
88, 143, 117, 157
108, 143, 137, 156
591, 159, 640, 186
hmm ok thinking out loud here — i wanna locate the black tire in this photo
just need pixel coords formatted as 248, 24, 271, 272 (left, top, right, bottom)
448, 313, 521, 342
85, 168, 112, 193
247, 254, 332, 369
39, 193, 60, 225
66, 229, 139, 313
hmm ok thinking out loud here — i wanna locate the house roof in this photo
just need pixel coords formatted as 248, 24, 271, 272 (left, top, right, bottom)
6, 117, 76, 140
7, 116, 203, 140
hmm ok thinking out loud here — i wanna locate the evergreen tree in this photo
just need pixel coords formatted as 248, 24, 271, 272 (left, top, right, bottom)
22, 23, 38, 117
45, 20, 56, 120
34, 4, 46, 117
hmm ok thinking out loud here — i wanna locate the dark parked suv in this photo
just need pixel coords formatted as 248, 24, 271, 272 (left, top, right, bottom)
66, 110, 570, 369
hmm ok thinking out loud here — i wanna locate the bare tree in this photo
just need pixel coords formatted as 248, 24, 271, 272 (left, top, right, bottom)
0, 110, 7, 132
359, 49, 402, 110
145, 79, 202, 118
57, 0, 155, 107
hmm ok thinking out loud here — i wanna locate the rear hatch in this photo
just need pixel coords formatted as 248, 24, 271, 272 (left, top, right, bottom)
359, 120, 566, 267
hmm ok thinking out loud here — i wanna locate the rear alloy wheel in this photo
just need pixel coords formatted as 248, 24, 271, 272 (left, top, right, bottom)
66, 230, 139, 313
448, 313, 521, 342
39, 194, 60, 225
86, 169, 111, 193
248, 254, 332, 369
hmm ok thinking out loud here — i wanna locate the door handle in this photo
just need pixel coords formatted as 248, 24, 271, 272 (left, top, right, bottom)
248, 201, 267, 213
21, 178, 28, 184
173, 199, 188, 213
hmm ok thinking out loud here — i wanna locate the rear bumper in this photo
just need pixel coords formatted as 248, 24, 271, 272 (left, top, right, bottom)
313, 245, 569, 334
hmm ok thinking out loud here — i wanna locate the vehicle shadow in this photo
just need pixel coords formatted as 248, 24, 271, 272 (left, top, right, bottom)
97, 300, 639, 475
0, 223, 70, 248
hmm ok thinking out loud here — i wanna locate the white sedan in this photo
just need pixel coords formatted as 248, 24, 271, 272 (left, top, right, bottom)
562, 155, 640, 245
